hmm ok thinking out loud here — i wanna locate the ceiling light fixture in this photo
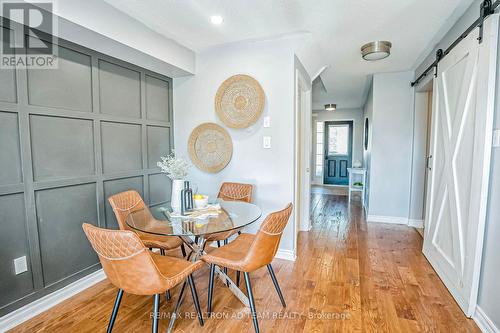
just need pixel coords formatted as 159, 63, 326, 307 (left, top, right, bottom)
210, 15, 224, 25
361, 41, 392, 61
325, 104, 336, 111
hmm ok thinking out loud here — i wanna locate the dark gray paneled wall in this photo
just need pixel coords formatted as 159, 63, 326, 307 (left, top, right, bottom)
0, 26, 173, 315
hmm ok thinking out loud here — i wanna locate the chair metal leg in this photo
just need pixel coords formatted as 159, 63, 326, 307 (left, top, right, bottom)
152, 294, 160, 333
160, 249, 165, 256
267, 264, 286, 307
187, 275, 204, 327
207, 264, 216, 315
106, 289, 123, 333
236, 271, 240, 287
222, 239, 229, 286
166, 289, 171, 301
244, 272, 260, 333
181, 244, 186, 257
217, 240, 221, 247
167, 280, 187, 333
238, 230, 242, 235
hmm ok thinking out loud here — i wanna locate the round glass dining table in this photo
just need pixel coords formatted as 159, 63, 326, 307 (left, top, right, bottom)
125, 199, 261, 309
125, 199, 262, 238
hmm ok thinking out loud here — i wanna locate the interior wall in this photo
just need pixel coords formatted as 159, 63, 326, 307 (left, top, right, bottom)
414, 0, 481, 75
173, 38, 297, 253
312, 108, 364, 185
368, 71, 415, 220
0, 23, 173, 316
476, 20, 500, 329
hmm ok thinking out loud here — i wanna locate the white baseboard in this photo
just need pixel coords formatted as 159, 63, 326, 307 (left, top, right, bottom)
275, 249, 296, 261
367, 215, 425, 228
408, 219, 424, 228
367, 214, 409, 225
474, 306, 500, 333
0, 269, 106, 332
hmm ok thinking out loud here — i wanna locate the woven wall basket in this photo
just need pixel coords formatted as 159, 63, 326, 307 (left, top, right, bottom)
188, 123, 233, 173
215, 74, 265, 128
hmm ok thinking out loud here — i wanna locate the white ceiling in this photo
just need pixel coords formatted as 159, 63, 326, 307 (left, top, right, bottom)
103, 0, 474, 108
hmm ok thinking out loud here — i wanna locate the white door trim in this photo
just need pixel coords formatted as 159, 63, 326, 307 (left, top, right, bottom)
294, 67, 312, 252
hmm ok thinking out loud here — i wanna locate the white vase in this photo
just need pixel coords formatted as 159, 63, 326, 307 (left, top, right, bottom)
170, 179, 184, 213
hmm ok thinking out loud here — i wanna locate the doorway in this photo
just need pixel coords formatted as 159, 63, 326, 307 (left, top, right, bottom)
411, 83, 433, 238
323, 121, 353, 185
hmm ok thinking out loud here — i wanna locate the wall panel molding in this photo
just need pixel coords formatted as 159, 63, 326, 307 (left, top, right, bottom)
0, 19, 173, 316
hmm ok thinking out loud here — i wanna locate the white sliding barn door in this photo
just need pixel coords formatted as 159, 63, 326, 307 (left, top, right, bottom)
423, 15, 498, 317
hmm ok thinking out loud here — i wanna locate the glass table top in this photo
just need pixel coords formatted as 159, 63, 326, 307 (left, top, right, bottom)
125, 200, 262, 237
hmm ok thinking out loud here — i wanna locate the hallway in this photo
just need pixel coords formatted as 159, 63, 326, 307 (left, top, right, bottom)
10, 194, 480, 332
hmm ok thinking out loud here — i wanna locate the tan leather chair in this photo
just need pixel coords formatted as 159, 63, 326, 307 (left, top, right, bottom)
82, 223, 204, 333
202, 203, 293, 333
217, 182, 253, 203
108, 190, 185, 257
205, 182, 253, 283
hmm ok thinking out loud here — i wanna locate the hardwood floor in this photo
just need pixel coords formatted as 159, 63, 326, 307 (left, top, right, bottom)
9, 194, 480, 332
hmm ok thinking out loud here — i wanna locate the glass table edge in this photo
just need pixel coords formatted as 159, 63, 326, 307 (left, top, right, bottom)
126, 203, 263, 238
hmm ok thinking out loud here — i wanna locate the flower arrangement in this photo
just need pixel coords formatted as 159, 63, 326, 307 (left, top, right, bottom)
157, 151, 190, 180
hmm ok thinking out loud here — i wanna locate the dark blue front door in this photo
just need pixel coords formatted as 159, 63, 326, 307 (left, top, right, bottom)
323, 121, 353, 185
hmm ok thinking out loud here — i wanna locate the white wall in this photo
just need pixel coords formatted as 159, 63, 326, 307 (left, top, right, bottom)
312, 108, 364, 184
368, 71, 415, 220
414, 0, 481, 76
173, 38, 297, 253
476, 19, 500, 330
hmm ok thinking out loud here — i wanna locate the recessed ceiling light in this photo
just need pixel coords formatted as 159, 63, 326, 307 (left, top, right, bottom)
210, 15, 224, 25
361, 41, 392, 61
325, 104, 336, 111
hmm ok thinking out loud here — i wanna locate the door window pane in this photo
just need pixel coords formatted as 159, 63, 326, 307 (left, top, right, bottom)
328, 125, 349, 155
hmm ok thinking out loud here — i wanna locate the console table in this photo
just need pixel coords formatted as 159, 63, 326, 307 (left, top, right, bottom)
347, 168, 366, 207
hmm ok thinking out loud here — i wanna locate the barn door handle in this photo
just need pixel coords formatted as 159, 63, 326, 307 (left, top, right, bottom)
426, 155, 433, 170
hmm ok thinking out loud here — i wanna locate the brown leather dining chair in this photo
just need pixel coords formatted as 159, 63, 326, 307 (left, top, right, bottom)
108, 190, 186, 257
82, 223, 204, 333
205, 182, 253, 284
202, 203, 293, 333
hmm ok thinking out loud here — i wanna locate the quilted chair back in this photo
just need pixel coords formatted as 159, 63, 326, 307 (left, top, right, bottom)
82, 223, 166, 295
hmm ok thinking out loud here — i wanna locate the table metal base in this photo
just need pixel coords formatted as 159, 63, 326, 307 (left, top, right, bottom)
167, 235, 249, 332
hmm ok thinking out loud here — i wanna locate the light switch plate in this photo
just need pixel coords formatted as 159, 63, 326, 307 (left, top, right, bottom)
493, 129, 500, 148
263, 116, 271, 128
263, 136, 271, 149
14, 256, 28, 275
